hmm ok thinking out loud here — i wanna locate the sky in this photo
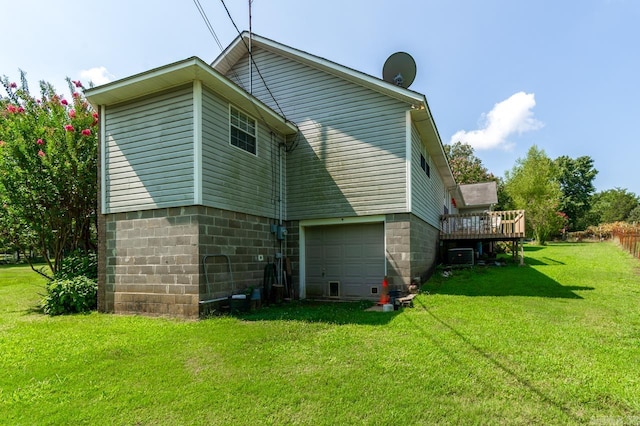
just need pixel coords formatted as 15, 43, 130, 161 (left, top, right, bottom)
2, 0, 639, 195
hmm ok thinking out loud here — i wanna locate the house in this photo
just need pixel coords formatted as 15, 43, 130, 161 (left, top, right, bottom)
86, 32, 515, 318
442, 181, 525, 263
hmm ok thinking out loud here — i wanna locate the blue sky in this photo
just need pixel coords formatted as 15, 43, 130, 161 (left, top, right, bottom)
3, 0, 639, 195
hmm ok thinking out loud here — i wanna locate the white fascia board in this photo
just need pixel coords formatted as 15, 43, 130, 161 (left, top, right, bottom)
213, 32, 426, 106
85, 57, 297, 136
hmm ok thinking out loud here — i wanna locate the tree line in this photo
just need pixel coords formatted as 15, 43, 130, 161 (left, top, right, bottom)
445, 141, 640, 244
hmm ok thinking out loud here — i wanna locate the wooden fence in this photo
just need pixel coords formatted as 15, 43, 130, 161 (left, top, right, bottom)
612, 225, 640, 260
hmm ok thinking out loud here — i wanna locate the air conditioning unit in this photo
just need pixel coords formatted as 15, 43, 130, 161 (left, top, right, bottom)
448, 248, 474, 267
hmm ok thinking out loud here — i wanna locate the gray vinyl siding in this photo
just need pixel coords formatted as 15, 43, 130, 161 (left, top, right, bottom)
226, 47, 408, 220
411, 125, 445, 228
105, 87, 194, 213
201, 87, 283, 218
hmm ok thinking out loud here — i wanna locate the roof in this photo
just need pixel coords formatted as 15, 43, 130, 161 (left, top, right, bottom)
212, 32, 457, 190
458, 181, 499, 207
84, 56, 298, 136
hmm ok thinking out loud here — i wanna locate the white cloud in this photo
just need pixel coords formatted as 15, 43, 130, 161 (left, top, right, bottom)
449, 92, 543, 150
79, 66, 115, 86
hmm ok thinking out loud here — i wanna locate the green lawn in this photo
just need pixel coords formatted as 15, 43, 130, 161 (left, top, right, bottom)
1, 242, 639, 425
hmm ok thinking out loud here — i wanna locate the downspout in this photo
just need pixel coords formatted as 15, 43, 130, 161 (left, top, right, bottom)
278, 134, 284, 287
248, 0, 253, 94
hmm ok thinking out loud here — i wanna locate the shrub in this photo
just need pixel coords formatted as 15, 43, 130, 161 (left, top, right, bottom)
55, 250, 97, 280
42, 276, 97, 316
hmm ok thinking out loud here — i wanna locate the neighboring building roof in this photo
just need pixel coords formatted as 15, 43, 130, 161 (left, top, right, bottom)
85, 56, 298, 136
212, 32, 457, 190
458, 181, 498, 208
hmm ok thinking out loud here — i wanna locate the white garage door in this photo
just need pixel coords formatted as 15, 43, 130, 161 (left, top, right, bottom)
305, 222, 385, 299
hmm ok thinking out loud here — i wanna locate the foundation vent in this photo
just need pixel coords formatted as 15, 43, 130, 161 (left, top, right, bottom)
328, 281, 340, 298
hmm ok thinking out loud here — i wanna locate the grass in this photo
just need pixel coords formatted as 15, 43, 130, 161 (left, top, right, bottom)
1, 242, 639, 425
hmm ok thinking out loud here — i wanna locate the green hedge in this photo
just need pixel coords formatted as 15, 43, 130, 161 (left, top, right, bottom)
41, 251, 98, 315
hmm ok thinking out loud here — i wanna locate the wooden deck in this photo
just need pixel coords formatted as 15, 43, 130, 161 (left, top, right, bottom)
440, 210, 526, 241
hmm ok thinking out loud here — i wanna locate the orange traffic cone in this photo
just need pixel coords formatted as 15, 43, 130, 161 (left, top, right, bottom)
378, 277, 390, 305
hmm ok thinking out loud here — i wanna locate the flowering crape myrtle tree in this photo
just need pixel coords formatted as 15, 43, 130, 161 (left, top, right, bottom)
0, 72, 97, 276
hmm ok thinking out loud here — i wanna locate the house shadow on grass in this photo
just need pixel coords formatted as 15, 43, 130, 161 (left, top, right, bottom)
236, 300, 400, 325
427, 247, 594, 299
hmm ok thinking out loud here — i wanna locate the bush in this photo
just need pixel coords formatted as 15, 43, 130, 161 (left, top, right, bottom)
55, 250, 97, 280
42, 276, 97, 316
41, 251, 98, 315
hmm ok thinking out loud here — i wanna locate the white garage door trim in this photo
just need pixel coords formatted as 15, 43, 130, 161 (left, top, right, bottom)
299, 215, 386, 299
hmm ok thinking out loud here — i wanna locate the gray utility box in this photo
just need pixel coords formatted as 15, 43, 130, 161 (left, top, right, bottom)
448, 248, 474, 266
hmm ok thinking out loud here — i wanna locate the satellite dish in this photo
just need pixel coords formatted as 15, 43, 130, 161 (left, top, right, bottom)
382, 52, 417, 88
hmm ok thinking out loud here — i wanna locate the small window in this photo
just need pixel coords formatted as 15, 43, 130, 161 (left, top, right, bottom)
420, 154, 430, 178
229, 106, 257, 155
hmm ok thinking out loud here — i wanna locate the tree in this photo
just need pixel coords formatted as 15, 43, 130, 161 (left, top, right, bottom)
627, 205, 640, 224
0, 190, 37, 260
554, 155, 598, 231
504, 145, 564, 244
0, 72, 98, 276
589, 188, 639, 224
444, 141, 496, 184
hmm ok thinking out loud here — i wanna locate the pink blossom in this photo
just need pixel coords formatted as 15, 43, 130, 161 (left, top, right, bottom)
72, 92, 80, 98
38, 149, 45, 157
6, 105, 17, 113
37, 138, 44, 145
17, 107, 24, 113
92, 111, 98, 119
9, 82, 17, 88
64, 124, 75, 132
68, 109, 76, 118
81, 129, 91, 136
72, 80, 83, 88
61, 99, 69, 106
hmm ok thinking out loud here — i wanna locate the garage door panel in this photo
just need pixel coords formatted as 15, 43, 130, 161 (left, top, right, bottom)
305, 222, 384, 299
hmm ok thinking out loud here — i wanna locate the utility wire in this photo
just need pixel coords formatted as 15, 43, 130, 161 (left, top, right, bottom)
192, 0, 224, 52
219, 0, 288, 121
192, 0, 299, 151
192, 0, 249, 93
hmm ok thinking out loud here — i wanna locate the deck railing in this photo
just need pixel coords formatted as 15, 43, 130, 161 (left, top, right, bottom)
440, 210, 526, 240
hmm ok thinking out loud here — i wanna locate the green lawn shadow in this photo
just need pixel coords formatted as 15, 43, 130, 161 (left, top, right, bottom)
427, 246, 594, 299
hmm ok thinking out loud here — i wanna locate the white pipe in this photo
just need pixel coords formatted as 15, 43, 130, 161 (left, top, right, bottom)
278, 136, 283, 286
248, 0, 253, 94
198, 296, 228, 305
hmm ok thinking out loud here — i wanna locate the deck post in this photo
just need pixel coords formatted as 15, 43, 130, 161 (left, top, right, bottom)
519, 238, 525, 266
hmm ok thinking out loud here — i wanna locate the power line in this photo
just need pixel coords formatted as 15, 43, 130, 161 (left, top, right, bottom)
192, 0, 224, 52
219, 0, 288, 120
191, 0, 298, 149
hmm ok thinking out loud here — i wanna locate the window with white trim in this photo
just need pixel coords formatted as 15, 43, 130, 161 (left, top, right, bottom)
229, 106, 257, 155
